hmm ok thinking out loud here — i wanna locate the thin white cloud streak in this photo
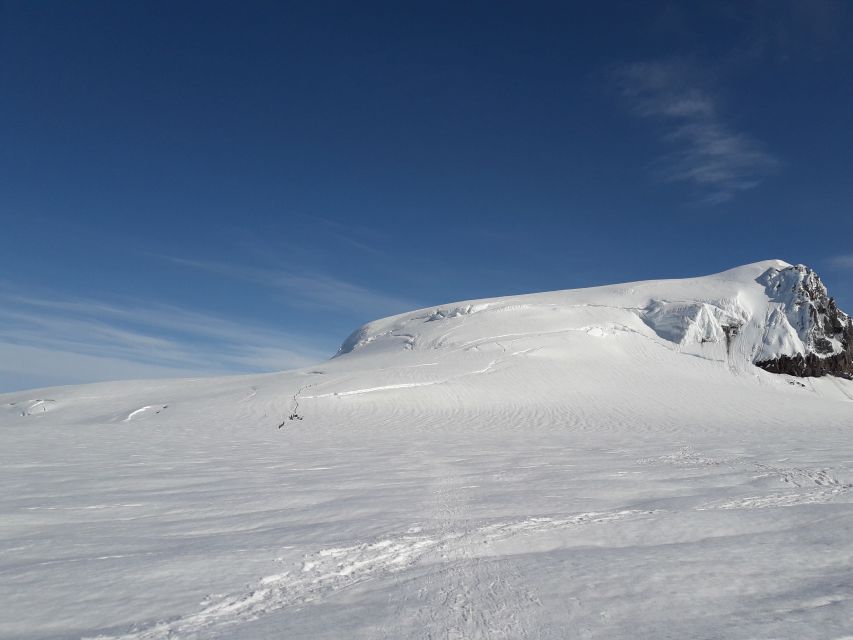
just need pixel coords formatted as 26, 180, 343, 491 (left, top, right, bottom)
161, 256, 418, 317
828, 255, 853, 270
308, 215, 390, 258
618, 60, 780, 203
0, 342, 211, 392
0, 291, 331, 391
2, 291, 334, 353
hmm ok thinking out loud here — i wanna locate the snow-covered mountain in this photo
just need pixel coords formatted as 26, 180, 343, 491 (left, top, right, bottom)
338, 259, 852, 380
2, 260, 852, 640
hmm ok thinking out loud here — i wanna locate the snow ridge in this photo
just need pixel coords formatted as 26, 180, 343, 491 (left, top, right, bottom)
336, 260, 852, 379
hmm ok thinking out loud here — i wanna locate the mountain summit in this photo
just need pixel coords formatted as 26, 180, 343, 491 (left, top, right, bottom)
338, 259, 853, 380
754, 264, 852, 377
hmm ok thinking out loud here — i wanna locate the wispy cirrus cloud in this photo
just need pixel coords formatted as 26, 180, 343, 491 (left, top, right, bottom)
828, 255, 853, 270
2, 253, 420, 392
617, 60, 780, 203
159, 256, 419, 317
0, 290, 332, 392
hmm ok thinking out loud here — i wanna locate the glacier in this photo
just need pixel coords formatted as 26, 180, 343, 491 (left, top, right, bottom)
1, 260, 852, 639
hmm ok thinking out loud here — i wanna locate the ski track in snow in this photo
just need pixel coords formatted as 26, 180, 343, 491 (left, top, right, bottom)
86, 504, 650, 640
641, 446, 853, 510
395, 471, 545, 640
88, 440, 853, 640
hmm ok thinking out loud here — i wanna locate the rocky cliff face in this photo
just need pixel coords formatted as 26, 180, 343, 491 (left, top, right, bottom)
755, 265, 853, 379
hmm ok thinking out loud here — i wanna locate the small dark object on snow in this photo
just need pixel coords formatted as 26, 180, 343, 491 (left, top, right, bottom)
279, 412, 303, 428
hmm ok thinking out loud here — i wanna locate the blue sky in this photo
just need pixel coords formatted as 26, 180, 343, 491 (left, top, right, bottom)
3, 1, 853, 391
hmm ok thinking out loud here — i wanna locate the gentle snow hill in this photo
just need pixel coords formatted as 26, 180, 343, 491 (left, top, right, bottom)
1, 260, 853, 640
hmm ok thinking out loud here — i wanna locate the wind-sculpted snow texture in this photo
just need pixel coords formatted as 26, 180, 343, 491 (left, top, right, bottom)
2, 260, 853, 639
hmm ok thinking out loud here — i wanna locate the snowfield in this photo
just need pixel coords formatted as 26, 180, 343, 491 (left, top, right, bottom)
2, 260, 853, 639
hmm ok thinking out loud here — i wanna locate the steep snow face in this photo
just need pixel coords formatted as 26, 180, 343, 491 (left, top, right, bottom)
337, 259, 851, 378
754, 264, 853, 377
640, 300, 747, 347
758, 264, 851, 355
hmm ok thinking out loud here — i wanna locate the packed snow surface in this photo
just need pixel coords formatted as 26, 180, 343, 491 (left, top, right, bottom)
2, 260, 853, 639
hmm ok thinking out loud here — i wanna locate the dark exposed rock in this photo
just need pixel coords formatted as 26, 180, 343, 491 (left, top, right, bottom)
813, 336, 834, 355
722, 324, 741, 354
757, 351, 853, 379
755, 264, 853, 379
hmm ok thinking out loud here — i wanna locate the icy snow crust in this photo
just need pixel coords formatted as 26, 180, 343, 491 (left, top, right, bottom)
2, 260, 853, 639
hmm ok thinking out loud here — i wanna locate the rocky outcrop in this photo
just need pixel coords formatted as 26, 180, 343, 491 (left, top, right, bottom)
757, 351, 853, 379
755, 265, 853, 379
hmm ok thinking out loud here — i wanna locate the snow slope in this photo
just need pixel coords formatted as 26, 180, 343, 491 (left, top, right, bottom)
2, 260, 853, 639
